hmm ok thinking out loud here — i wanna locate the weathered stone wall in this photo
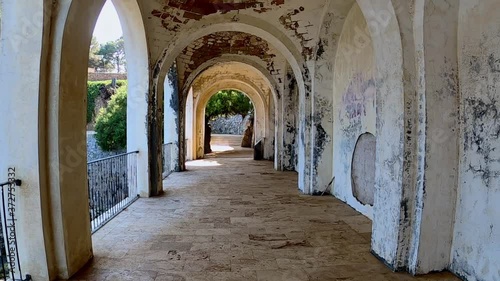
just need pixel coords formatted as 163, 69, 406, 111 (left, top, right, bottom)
451, 1, 500, 280
332, 3, 376, 218
210, 115, 250, 135
87, 72, 127, 81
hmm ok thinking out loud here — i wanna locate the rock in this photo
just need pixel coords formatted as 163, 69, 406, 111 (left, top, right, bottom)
241, 125, 253, 148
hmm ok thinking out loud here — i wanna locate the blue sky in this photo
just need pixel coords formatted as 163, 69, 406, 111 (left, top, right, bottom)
94, 0, 123, 43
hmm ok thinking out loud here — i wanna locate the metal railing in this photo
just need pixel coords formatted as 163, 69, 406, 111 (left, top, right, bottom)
162, 143, 175, 179
0, 178, 31, 281
87, 151, 139, 233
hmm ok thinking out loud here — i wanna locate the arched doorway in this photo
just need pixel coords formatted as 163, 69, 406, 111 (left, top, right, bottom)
203, 89, 255, 157
194, 83, 267, 160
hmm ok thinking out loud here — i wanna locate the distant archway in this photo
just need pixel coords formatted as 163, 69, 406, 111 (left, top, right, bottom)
193, 80, 267, 160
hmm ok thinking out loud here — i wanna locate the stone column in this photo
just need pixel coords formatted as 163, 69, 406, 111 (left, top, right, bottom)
280, 66, 299, 171
184, 88, 195, 161
0, 1, 53, 279
117, 0, 151, 197
164, 65, 181, 172
264, 91, 275, 161
406, 1, 459, 274
297, 62, 314, 194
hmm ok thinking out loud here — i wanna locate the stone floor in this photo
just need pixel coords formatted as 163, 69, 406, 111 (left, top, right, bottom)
70, 152, 461, 280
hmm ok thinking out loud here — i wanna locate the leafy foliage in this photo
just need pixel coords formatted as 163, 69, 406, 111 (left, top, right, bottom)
95, 85, 127, 151
87, 80, 126, 123
88, 36, 126, 72
206, 90, 253, 120
88, 36, 101, 72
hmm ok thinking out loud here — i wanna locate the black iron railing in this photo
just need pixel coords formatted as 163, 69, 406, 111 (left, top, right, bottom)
0, 178, 31, 281
162, 143, 175, 179
87, 151, 139, 233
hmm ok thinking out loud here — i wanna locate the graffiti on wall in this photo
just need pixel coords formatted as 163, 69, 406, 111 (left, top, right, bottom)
341, 74, 376, 119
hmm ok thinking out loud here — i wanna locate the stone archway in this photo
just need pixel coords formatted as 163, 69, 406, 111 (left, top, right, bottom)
0, 0, 151, 278
49, 0, 150, 277
319, 0, 407, 270
182, 57, 280, 164
153, 19, 310, 192
111, 0, 150, 197
193, 81, 268, 160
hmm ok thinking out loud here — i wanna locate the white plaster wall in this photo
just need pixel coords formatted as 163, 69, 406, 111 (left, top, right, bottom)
332, 3, 375, 218
0, 0, 51, 279
452, 1, 500, 280
113, 0, 150, 198
356, 1, 406, 267
311, 0, 355, 195
407, 0, 460, 274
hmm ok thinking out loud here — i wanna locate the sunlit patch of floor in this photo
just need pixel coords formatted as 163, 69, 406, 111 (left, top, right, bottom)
187, 160, 222, 167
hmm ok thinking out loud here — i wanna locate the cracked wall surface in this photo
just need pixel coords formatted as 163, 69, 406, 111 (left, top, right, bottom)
332, 2, 376, 218
452, 1, 500, 280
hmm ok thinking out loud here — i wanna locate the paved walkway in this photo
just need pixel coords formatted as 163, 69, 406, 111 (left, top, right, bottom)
71, 152, 460, 280
207, 134, 253, 158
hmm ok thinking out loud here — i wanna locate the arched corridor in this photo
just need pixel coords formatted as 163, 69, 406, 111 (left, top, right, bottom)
1, 1, 499, 280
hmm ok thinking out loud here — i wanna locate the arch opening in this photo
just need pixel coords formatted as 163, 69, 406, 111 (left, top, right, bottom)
327, 0, 406, 269
332, 1, 377, 218
181, 60, 277, 166
30, 0, 150, 278
156, 22, 307, 182
192, 81, 268, 161
204, 89, 255, 156
84, 0, 150, 236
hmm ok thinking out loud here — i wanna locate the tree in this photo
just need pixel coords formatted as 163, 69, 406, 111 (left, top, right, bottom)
97, 37, 126, 73
95, 84, 127, 151
114, 37, 126, 73
88, 36, 126, 73
88, 36, 101, 72
97, 41, 118, 72
205, 90, 253, 120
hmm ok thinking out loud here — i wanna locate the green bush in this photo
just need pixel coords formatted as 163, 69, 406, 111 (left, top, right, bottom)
95, 85, 127, 151
87, 80, 127, 123
206, 90, 253, 120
